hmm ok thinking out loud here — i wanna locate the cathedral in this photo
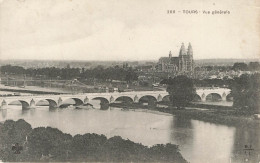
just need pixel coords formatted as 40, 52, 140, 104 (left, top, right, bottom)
157, 43, 194, 73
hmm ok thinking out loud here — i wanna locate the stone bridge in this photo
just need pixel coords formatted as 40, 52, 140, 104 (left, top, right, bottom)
0, 88, 231, 110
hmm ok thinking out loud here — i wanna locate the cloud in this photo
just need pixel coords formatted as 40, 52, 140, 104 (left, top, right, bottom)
0, 0, 259, 60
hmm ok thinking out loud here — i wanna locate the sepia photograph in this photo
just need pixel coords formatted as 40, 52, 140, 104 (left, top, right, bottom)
0, 0, 259, 162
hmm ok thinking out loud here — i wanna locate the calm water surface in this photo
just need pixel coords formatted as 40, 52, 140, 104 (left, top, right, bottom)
0, 105, 259, 163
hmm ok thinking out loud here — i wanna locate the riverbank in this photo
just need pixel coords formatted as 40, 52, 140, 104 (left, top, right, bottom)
0, 119, 187, 162
0, 86, 68, 95
110, 103, 260, 128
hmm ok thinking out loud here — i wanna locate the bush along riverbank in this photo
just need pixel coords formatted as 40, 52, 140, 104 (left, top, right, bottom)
110, 103, 260, 128
0, 119, 187, 162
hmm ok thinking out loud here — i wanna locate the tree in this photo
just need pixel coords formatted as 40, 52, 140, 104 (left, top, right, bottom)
0, 65, 25, 75
231, 73, 260, 113
248, 62, 260, 71
160, 79, 169, 85
125, 68, 138, 83
232, 62, 248, 71
166, 75, 196, 109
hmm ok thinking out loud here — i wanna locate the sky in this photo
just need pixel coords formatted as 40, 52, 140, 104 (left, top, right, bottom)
0, 0, 259, 61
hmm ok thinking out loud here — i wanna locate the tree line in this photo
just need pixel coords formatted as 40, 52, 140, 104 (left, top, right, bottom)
161, 78, 233, 88
0, 119, 187, 162
0, 65, 138, 83
195, 62, 260, 72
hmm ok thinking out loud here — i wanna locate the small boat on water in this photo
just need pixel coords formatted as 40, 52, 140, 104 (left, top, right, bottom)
67, 105, 75, 109
75, 103, 94, 109
59, 104, 71, 109
121, 107, 129, 111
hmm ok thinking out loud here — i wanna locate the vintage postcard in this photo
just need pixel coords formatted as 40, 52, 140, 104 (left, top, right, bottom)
0, 0, 259, 162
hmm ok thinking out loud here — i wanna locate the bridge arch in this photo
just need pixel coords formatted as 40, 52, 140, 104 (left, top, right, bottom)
9, 100, 30, 110
226, 93, 233, 101
91, 97, 110, 110
92, 97, 109, 103
162, 95, 170, 102
139, 95, 157, 106
193, 94, 202, 102
205, 93, 222, 102
115, 96, 133, 103
36, 99, 58, 109
63, 98, 84, 106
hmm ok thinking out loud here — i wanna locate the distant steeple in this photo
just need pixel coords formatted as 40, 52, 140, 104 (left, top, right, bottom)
187, 43, 193, 56
179, 43, 186, 56
169, 51, 172, 58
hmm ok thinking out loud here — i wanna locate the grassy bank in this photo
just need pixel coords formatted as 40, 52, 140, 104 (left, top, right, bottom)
110, 103, 260, 128
168, 108, 260, 128
187, 103, 233, 110
0, 119, 187, 162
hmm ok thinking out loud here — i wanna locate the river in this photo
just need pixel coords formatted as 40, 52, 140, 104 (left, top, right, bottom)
0, 104, 259, 163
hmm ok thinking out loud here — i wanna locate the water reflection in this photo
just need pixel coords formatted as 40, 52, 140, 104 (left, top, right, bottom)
170, 116, 237, 163
170, 117, 194, 162
174, 116, 193, 128
232, 126, 260, 163
171, 116, 194, 146
190, 121, 236, 163
1, 109, 7, 119
21, 109, 29, 115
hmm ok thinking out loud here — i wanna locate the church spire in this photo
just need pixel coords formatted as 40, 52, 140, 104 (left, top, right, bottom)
187, 43, 193, 56
179, 43, 186, 56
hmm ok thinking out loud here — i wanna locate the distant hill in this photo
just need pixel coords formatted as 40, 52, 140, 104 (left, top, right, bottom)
0, 58, 259, 68
0, 59, 140, 69
194, 58, 260, 66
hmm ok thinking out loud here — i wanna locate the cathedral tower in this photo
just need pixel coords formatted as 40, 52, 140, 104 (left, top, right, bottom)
179, 43, 187, 56
187, 43, 193, 57
179, 43, 186, 71
187, 43, 194, 71
169, 51, 172, 58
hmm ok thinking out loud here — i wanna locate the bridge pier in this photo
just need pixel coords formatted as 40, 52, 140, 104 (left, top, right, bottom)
110, 96, 114, 103
222, 92, 227, 101
134, 95, 139, 103
29, 99, 36, 109
201, 93, 206, 102
157, 94, 162, 102
57, 97, 63, 107
84, 96, 89, 104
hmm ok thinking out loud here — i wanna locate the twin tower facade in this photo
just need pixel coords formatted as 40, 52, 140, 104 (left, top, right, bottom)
158, 43, 194, 73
